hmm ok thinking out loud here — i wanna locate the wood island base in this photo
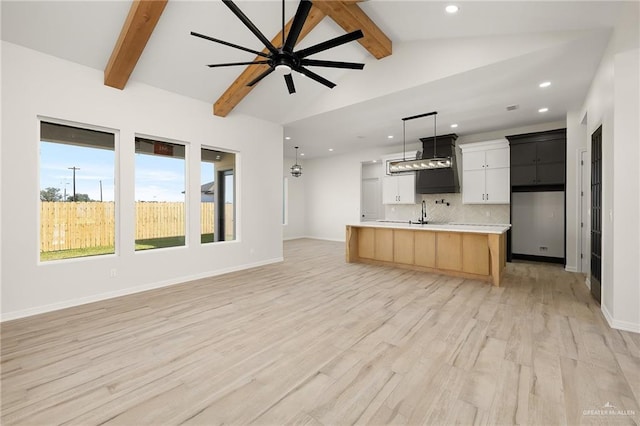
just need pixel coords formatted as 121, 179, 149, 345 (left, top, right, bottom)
346, 224, 508, 286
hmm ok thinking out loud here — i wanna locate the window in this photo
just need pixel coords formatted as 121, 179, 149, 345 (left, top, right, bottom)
39, 121, 116, 261
135, 137, 186, 250
201, 147, 236, 243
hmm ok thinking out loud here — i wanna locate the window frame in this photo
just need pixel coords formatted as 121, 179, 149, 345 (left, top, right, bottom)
37, 116, 120, 264
134, 134, 190, 253
200, 144, 238, 244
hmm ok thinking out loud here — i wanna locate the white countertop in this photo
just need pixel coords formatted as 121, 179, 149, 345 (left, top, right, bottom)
350, 221, 510, 234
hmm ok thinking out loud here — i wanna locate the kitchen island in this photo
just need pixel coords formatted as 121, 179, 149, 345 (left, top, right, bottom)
346, 222, 510, 286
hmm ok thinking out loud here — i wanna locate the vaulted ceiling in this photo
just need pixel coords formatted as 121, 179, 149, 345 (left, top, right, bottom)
1, 1, 632, 158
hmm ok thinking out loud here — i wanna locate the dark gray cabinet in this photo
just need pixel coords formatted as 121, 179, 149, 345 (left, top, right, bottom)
507, 129, 566, 187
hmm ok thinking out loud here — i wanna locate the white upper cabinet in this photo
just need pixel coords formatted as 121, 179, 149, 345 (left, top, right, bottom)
460, 140, 510, 204
382, 175, 416, 204
381, 152, 417, 205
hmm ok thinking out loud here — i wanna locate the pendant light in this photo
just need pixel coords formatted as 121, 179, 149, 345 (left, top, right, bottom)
291, 146, 302, 177
389, 111, 452, 173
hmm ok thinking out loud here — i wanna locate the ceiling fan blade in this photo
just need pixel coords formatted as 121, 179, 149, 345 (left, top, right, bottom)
284, 74, 296, 94
296, 30, 364, 59
191, 32, 270, 58
300, 59, 364, 70
247, 67, 275, 87
222, 0, 279, 55
284, 0, 312, 52
207, 60, 270, 68
296, 66, 336, 89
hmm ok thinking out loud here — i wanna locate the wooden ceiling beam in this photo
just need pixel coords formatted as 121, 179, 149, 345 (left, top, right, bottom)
214, 5, 326, 118
104, 0, 168, 89
312, 1, 392, 60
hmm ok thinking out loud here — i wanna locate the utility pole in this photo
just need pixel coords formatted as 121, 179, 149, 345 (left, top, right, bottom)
99, 180, 103, 202
68, 167, 80, 201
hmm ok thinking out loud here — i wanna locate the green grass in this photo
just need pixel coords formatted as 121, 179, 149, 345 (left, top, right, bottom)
41, 234, 218, 261
41, 246, 115, 261
135, 236, 186, 251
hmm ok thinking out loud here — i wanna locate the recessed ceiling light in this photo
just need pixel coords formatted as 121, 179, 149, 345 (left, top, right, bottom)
387, 135, 394, 139
450, 124, 458, 128
372, 160, 377, 163
300, 153, 305, 156
329, 148, 334, 152
538, 107, 549, 113
445, 5, 459, 14
539, 81, 551, 88
285, 136, 291, 140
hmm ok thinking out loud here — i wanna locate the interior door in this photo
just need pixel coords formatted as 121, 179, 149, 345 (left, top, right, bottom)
590, 126, 602, 303
361, 178, 381, 221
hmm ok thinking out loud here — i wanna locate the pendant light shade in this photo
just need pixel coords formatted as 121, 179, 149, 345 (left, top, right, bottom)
389, 111, 452, 173
291, 146, 302, 177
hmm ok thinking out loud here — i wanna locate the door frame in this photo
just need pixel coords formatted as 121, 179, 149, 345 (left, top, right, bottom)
590, 125, 602, 303
578, 148, 589, 274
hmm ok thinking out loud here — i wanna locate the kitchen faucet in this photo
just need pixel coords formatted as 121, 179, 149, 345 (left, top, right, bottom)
416, 200, 427, 224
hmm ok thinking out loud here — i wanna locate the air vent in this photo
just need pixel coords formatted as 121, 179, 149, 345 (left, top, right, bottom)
506, 104, 519, 111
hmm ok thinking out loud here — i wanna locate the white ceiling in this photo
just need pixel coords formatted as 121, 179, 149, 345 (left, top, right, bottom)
1, 1, 630, 158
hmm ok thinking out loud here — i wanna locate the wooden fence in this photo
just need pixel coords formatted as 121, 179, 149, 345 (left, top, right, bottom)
40, 202, 232, 252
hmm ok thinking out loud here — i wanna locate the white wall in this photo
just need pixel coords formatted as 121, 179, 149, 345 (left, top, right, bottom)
1, 42, 284, 320
579, 1, 639, 332
283, 156, 306, 240
305, 146, 416, 241
612, 48, 639, 331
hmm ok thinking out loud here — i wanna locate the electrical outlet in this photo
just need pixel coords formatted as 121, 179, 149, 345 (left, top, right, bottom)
539, 246, 548, 252
110, 268, 117, 278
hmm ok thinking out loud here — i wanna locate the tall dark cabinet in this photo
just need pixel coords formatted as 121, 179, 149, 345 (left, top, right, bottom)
506, 129, 567, 264
508, 129, 566, 189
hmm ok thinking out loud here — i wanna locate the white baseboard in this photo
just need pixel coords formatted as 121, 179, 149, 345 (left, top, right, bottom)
565, 265, 578, 273
585, 276, 591, 290
306, 236, 345, 243
0, 257, 284, 322
602, 304, 640, 333
284, 236, 345, 243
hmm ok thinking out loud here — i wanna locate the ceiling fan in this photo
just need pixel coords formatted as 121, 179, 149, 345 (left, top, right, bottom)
191, 0, 365, 94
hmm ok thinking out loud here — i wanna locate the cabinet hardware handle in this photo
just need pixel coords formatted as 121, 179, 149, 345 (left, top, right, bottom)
482, 194, 485, 200
486, 193, 489, 200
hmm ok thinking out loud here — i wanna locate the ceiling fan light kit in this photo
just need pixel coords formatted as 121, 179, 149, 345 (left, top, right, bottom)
192, 0, 365, 95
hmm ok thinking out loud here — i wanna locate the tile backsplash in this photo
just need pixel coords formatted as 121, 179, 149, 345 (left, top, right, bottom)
384, 193, 510, 225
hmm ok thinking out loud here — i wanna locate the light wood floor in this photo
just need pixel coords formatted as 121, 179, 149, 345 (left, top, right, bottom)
2, 239, 639, 425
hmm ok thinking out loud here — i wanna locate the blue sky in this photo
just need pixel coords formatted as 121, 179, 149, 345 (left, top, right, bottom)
40, 142, 218, 202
